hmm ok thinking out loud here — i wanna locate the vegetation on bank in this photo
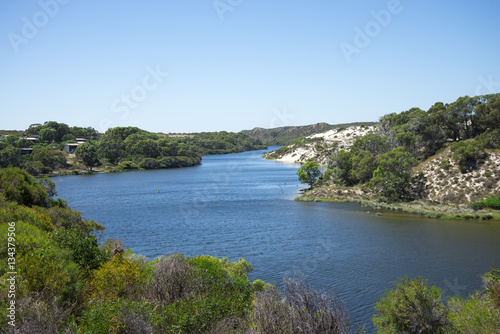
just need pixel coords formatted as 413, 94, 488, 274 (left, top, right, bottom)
1, 167, 499, 333
0, 122, 266, 176
297, 194, 499, 221
290, 93, 500, 210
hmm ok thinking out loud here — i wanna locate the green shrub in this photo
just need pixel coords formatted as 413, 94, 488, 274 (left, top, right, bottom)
483, 268, 500, 307
0, 221, 79, 300
78, 300, 160, 334
450, 140, 488, 173
51, 228, 107, 276
139, 157, 160, 169
448, 296, 500, 333
85, 254, 145, 301
0, 168, 50, 207
439, 159, 451, 170
372, 277, 450, 333
116, 160, 139, 170
472, 195, 500, 210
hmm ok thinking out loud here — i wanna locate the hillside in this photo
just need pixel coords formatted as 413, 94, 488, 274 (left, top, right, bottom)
242, 121, 376, 146
264, 124, 377, 165
414, 146, 500, 206
291, 93, 500, 216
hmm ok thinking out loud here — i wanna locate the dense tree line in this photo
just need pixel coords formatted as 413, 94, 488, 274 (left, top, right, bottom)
0, 122, 267, 175
320, 93, 500, 200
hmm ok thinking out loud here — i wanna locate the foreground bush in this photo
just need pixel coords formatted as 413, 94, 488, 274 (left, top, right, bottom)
251, 278, 356, 334
471, 195, 500, 211
372, 277, 450, 333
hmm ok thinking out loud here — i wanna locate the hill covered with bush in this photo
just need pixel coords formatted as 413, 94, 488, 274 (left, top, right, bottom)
0, 123, 266, 175
288, 93, 500, 215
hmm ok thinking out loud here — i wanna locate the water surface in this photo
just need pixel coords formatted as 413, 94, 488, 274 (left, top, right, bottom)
52, 149, 500, 331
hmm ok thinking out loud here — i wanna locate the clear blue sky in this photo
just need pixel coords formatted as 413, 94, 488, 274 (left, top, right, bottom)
1, 0, 499, 133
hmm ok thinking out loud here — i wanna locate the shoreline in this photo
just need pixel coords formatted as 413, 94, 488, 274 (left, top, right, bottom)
296, 193, 500, 221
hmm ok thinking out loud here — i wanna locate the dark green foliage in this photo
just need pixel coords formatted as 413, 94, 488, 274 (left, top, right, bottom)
38, 127, 59, 143
297, 159, 322, 188
351, 150, 378, 184
351, 133, 390, 156
51, 228, 107, 275
196, 131, 266, 154
472, 195, 500, 210
32, 146, 67, 172
0, 167, 52, 207
75, 142, 100, 171
116, 160, 140, 170
450, 140, 488, 173
139, 157, 160, 169
372, 277, 450, 333
370, 147, 417, 200
476, 128, 500, 149
0, 146, 21, 168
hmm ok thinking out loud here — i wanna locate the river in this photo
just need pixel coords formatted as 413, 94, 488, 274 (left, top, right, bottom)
52, 148, 500, 331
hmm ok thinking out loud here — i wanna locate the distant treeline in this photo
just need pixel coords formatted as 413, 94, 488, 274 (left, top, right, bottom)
242, 121, 378, 146
0, 122, 266, 175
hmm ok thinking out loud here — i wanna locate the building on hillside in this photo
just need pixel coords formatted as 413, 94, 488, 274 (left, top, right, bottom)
76, 138, 89, 144
63, 143, 80, 154
20, 148, 33, 155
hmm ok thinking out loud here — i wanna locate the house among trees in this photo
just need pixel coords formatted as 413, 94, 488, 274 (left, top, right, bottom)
25, 136, 39, 143
20, 148, 33, 155
76, 138, 89, 144
63, 143, 80, 154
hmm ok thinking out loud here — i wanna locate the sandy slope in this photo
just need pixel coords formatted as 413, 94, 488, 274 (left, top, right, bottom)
273, 125, 375, 165
414, 147, 500, 206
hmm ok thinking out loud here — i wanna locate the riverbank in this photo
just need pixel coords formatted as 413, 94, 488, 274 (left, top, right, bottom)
296, 191, 500, 221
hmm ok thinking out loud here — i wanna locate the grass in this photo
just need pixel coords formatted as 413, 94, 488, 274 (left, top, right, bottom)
296, 193, 500, 221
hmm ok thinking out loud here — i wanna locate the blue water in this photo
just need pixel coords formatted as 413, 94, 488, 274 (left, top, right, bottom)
52, 149, 500, 331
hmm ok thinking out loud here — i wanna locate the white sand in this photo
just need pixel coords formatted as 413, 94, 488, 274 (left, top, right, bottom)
274, 126, 375, 164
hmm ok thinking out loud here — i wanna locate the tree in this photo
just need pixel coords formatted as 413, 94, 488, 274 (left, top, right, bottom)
39, 127, 58, 143
373, 277, 450, 333
0, 167, 50, 207
0, 146, 21, 168
370, 147, 417, 200
328, 150, 353, 186
75, 142, 101, 171
450, 140, 488, 173
32, 147, 68, 172
297, 159, 321, 188
351, 150, 377, 184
